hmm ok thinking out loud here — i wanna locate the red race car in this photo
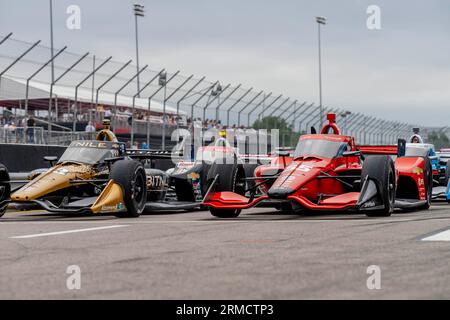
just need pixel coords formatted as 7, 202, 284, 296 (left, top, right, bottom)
203, 113, 432, 218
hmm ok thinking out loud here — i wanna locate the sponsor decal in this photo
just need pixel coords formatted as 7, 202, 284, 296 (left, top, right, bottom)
101, 205, 118, 211
55, 168, 70, 176
147, 175, 164, 188
298, 164, 313, 172
110, 149, 120, 157
174, 161, 194, 174
70, 141, 109, 149
418, 178, 424, 186
177, 161, 195, 167
362, 200, 376, 208
188, 172, 200, 180
412, 167, 423, 175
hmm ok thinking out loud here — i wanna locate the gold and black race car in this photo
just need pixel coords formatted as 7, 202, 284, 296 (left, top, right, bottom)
0, 125, 206, 218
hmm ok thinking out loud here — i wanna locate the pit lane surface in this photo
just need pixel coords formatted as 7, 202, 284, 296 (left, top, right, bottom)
1, 203, 450, 299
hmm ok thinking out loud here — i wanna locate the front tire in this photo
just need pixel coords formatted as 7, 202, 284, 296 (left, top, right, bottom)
109, 160, 147, 218
362, 156, 395, 217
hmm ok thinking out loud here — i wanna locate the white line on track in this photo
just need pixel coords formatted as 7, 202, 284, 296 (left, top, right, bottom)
422, 229, 450, 242
9, 225, 129, 239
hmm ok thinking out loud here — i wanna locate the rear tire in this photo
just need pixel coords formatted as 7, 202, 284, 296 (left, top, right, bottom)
207, 161, 245, 218
109, 160, 147, 218
0, 164, 10, 218
362, 156, 395, 217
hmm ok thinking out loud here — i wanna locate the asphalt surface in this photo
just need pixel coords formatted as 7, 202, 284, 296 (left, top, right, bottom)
1, 203, 450, 299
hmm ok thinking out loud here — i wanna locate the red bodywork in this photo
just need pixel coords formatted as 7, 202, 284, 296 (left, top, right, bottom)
205, 113, 367, 211
204, 113, 429, 213
205, 132, 363, 211
358, 145, 427, 201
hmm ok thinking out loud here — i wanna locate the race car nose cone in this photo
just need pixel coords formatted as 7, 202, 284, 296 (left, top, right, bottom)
268, 188, 294, 199
11, 166, 79, 201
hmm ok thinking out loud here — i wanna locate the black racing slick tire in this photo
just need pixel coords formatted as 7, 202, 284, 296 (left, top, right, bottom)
207, 161, 245, 218
110, 160, 147, 218
362, 155, 395, 217
0, 164, 10, 218
419, 157, 433, 210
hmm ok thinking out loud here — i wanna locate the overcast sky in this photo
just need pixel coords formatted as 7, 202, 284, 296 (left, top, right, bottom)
1, 0, 449, 126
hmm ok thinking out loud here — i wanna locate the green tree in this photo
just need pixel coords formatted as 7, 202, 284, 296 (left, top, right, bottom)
252, 116, 303, 147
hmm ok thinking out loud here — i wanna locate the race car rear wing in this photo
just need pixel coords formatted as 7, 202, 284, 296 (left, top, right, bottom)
357, 139, 406, 157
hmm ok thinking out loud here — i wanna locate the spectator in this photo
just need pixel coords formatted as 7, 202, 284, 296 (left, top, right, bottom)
8, 122, 17, 143
16, 117, 25, 143
26, 116, 35, 143
85, 121, 96, 133
85, 121, 96, 140
131, 141, 139, 150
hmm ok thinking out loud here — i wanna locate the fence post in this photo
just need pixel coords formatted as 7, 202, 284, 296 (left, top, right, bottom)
145, 70, 180, 149
25, 46, 67, 118
175, 77, 206, 130
236, 90, 264, 128
130, 69, 166, 146
226, 87, 253, 126
202, 84, 231, 121
48, 52, 90, 133
214, 84, 241, 123
293, 103, 316, 133
0, 40, 41, 91
73, 56, 112, 132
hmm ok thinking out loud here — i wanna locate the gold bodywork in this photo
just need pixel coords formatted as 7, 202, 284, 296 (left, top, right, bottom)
10, 127, 128, 214
12, 163, 93, 201
91, 180, 126, 213
11, 162, 126, 214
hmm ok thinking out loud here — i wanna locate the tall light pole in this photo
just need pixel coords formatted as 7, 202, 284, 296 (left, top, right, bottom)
316, 16, 326, 128
159, 71, 167, 150
133, 3, 145, 97
212, 83, 223, 122
49, 0, 54, 83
